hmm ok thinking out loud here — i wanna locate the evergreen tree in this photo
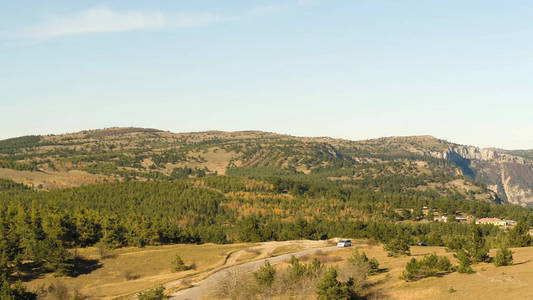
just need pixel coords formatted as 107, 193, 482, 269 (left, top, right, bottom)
455, 249, 474, 274
507, 222, 531, 247
171, 255, 187, 272
494, 246, 513, 267
315, 268, 353, 300
401, 254, 451, 281
384, 235, 411, 257
0, 275, 37, 300
457, 225, 490, 264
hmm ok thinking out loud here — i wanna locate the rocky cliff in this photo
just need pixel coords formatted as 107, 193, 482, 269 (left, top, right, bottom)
426, 145, 533, 206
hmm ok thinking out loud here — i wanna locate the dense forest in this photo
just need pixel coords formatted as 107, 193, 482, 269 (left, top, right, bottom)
1, 173, 533, 294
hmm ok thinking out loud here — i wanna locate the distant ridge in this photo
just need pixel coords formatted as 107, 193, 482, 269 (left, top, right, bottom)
1, 127, 533, 205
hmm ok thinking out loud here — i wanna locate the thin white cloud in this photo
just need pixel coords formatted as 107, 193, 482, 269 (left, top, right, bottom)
16, 7, 225, 40
9, 2, 318, 43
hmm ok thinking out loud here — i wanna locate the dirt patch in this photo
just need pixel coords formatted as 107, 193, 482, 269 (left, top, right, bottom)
0, 168, 110, 189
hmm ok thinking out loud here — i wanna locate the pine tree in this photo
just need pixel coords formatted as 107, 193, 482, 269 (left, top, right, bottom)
507, 222, 531, 247
494, 246, 513, 267
315, 268, 352, 300
384, 236, 411, 257
171, 255, 187, 272
455, 249, 474, 274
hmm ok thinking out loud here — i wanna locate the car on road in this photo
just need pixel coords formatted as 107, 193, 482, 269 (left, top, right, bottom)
337, 239, 352, 247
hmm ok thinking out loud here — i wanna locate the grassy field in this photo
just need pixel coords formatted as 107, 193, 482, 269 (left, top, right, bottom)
24, 243, 250, 299
23, 240, 533, 300
295, 243, 533, 300
0, 168, 109, 189
381, 246, 533, 300
270, 245, 305, 257
23, 240, 332, 299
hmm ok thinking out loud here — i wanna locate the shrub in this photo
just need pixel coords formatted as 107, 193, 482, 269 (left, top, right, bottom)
0, 277, 37, 300
137, 286, 166, 300
455, 249, 474, 274
253, 261, 276, 287
289, 256, 323, 281
494, 246, 513, 267
171, 255, 188, 272
315, 268, 355, 300
401, 253, 452, 281
348, 250, 379, 275
95, 242, 113, 259
123, 269, 140, 281
289, 256, 307, 280
384, 237, 410, 257
46, 281, 70, 300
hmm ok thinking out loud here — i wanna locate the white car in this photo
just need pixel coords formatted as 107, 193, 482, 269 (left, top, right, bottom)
337, 239, 352, 247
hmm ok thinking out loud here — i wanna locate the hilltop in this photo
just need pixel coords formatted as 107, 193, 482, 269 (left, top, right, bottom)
0, 127, 532, 205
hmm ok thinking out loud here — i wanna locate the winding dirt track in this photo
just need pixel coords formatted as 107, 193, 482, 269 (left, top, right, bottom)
169, 246, 340, 300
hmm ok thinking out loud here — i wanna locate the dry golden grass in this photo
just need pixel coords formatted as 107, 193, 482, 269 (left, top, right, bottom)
167, 147, 237, 175
24, 243, 249, 299
270, 245, 304, 257
208, 240, 533, 300
383, 246, 533, 300
23, 239, 533, 300
236, 248, 262, 262
0, 168, 110, 189
322, 244, 533, 300
23, 240, 330, 299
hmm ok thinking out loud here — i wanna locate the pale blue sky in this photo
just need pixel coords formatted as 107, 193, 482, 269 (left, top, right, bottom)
1, 0, 532, 149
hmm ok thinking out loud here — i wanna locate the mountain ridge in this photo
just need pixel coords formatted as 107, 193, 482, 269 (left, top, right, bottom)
1, 127, 532, 205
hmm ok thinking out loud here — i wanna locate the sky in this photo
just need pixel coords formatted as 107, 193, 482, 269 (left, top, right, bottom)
1, 0, 532, 149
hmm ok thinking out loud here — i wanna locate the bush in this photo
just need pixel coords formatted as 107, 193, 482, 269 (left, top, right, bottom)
171, 255, 189, 272
0, 277, 37, 300
137, 285, 166, 300
215, 257, 325, 299
384, 237, 411, 257
401, 253, 452, 281
289, 256, 323, 281
348, 250, 379, 275
253, 261, 276, 287
315, 268, 355, 300
494, 246, 513, 267
123, 269, 140, 281
46, 281, 70, 300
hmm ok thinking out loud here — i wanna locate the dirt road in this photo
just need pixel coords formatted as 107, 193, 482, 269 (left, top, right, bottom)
169, 246, 340, 300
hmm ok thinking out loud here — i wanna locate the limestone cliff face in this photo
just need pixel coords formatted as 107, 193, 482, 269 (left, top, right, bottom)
425, 145, 533, 206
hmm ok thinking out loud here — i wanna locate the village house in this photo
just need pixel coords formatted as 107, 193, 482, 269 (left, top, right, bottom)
475, 218, 506, 226
504, 219, 517, 227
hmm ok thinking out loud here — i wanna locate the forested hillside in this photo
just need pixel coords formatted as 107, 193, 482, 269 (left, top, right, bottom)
2, 128, 533, 297
0, 127, 506, 202
2, 174, 532, 287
